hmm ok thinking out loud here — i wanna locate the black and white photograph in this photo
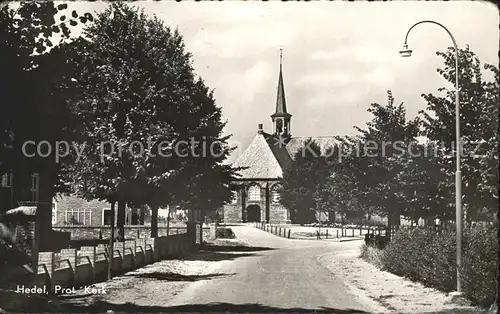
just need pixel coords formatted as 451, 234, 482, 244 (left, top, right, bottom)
0, 1, 498, 313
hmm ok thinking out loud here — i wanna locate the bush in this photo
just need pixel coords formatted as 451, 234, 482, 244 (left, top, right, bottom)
461, 225, 498, 306
375, 225, 497, 307
215, 227, 235, 239
359, 244, 385, 269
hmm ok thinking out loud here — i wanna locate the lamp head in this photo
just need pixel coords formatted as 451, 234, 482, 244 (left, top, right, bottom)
399, 44, 412, 57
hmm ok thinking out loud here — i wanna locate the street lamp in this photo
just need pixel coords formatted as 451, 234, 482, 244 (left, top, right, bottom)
400, 20, 463, 293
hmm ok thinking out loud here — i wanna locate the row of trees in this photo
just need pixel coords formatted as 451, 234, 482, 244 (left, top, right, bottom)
0, 3, 239, 239
281, 46, 498, 231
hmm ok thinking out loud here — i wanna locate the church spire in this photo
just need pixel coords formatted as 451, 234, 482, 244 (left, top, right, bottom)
271, 48, 292, 138
275, 48, 287, 115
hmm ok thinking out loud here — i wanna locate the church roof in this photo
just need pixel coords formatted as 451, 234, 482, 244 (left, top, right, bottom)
231, 51, 338, 180
233, 133, 338, 180
286, 137, 339, 159
233, 132, 284, 179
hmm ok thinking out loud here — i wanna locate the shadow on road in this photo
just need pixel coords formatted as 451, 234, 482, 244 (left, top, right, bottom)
180, 250, 261, 262
123, 271, 235, 282
61, 301, 372, 313
171, 243, 274, 262
200, 244, 275, 252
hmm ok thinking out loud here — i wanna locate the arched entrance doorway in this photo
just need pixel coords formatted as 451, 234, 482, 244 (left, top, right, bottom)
246, 204, 261, 222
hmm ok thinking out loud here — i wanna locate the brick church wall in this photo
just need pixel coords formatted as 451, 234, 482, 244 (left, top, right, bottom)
269, 204, 289, 224
223, 204, 242, 223
223, 182, 291, 224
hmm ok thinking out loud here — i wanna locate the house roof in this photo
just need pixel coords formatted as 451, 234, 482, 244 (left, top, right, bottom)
5, 206, 37, 216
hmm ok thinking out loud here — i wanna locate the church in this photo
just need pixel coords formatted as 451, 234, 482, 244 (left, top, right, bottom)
223, 53, 337, 224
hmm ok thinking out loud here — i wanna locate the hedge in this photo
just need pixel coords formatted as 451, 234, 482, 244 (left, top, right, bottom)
215, 227, 235, 239
362, 224, 497, 307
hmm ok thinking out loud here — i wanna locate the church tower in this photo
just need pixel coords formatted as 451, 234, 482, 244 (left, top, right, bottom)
271, 49, 292, 139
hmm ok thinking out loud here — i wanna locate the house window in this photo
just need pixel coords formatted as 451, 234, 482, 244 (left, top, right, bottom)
1, 173, 12, 188
52, 201, 57, 224
65, 208, 92, 225
102, 208, 113, 225
231, 191, 237, 204
31, 173, 39, 202
248, 185, 261, 201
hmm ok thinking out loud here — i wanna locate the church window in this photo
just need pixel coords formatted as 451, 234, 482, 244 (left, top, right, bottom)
231, 191, 237, 204
52, 201, 57, 224
248, 185, 261, 201
271, 188, 280, 204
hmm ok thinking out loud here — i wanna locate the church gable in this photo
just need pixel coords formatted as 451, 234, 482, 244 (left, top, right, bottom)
233, 132, 283, 179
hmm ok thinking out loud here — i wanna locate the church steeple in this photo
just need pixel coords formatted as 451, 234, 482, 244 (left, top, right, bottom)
271, 49, 292, 138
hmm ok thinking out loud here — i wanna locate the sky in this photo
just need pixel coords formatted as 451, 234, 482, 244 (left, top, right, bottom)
10, 1, 499, 163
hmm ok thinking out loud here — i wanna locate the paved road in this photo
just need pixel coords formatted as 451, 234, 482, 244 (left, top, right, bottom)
167, 225, 372, 313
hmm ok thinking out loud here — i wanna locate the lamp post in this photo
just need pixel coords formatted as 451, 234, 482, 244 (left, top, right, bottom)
399, 20, 462, 293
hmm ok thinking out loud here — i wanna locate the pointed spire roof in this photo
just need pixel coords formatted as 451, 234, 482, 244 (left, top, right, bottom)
272, 49, 291, 118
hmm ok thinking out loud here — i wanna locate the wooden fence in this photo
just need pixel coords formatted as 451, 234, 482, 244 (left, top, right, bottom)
9, 233, 196, 294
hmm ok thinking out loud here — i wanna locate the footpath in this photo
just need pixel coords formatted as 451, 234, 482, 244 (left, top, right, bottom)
317, 241, 489, 314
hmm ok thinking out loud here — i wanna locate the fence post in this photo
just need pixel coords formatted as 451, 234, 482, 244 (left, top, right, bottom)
92, 246, 96, 281
288, 229, 291, 239
132, 240, 137, 269
60, 248, 77, 286
38, 252, 54, 292
80, 246, 97, 282
337, 230, 339, 238
352, 229, 354, 237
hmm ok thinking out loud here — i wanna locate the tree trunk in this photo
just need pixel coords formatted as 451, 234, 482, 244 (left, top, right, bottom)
108, 201, 115, 280
199, 209, 204, 245
387, 211, 393, 241
329, 211, 336, 223
38, 168, 55, 251
150, 205, 159, 238
341, 213, 345, 236
117, 200, 126, 241
394, 211, 401, 227
130, 207, 138, 225
139, 206, 145, 225
187, 208, 196, 246
166, 205, 171, 236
